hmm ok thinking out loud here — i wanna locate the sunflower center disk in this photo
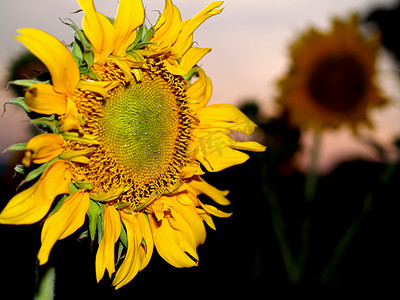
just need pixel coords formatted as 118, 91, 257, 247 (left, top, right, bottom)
101, 75, 179, 184
308, 54, 368, 113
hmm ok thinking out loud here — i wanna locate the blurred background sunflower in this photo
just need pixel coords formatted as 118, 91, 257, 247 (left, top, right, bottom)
1, 0, 400, 298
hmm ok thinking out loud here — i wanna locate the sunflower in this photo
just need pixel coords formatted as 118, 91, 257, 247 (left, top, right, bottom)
0, 0, 265, 288
276, 14, 386, 131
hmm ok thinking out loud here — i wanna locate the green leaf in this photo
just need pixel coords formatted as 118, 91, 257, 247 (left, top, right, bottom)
69, 182, 79, 195
119, 222, 128, 247
74, 181, 93, 190
61, 132, 100, 145
87, 200, 101, 242
31, 115, 59, 133
116, 241, 125, 264
8, 79, 43, 88
25, 157, 58, 182
78, 230, 89, 240
47, 194, 69, 218
127, 24, 145, 52
96, 203, 105, 245
62, 18, 94, 73
3, 97, 31, 113
106, 16, 115, 25
144, 26, 155, 43
71, 38, 84, 64
2, 142, 27, 154
14, 164, 25, 175
127, 24, 156, 51
184, 66, 199, 82
35, 266, 55, 300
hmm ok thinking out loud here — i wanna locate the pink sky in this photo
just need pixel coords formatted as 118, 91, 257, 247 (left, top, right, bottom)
1, 0, 399, 172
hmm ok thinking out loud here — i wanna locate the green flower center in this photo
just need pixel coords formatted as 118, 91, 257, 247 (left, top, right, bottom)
101, 74, 179, 184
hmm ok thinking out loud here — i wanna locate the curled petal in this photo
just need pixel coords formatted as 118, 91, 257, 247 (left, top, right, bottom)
113, 211, 152, 289
172, 1, 224, 56
187, 68, 212, 109
25, 83, 67, 115
15, 28, 79, 95
149, 212, 198, 268
148, 196, 210, 268
165, 47, 210, 76
196, 103, 258, 135
76, 80, 120, 99
138, 213, 154, 270
0, 160, 71, 225
150, 0, 182, 54
95, 205, 121, 282
192, 129, 265, 172
22, 133, 64, 167
113, 0, 144, 56
78, 0, 114, 63
175, 194, 207, 249
38, 191, 90, 265
59, 98, 82, 132
187, 175, 230, 206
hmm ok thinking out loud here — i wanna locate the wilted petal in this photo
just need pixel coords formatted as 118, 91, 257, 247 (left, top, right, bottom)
187, 175, 230, 206
0, 160, 71, 225
113, 211, 147, 289
186, 68, 212, 109
22, 133, 64, 167
16, 28, 79, 95
149, 203, 197, 268
95, 205, 121, 282
38, 191, 89, 265
25, 83, 67, 115
196, 103, 258, 135
78, 0, 114, 63
172, 1, 223, 56
113, 0, 144, 56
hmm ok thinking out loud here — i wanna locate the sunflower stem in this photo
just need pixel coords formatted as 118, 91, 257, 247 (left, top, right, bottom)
319, 160, 399, 283
261, 161, 300, 284
298, 131, 322, 281
35, 266, 56, 300
262, 180, 300, 283
304, 131, 322, 203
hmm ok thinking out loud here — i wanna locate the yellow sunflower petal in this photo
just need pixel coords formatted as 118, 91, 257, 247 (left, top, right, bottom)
0, 160, 71, 225
198, 201, 232, 218
172, 1, 223, 55
113, 0, 144, 56
193, 128, 265, 172
37, 191, 89, 265
151, 0, 182, 54
113, 211, 144, 289
187, 176, 230, 206
197, 208, 216, 230
25, 83, 67, 115
76, 80, 120, 99
165, 47, 211, 76
230, 140, 266, 152
193, 129, 251, 172
95, 205, 121, 282
149, 214, 198, 268
187, 68, 212, 109
78, 0, 114, 63
175, 194, 206, 248
15, 28, 79, 95
138, 212, 154, 270
22, 133, 64, 167
59, 98, 82, 132
196, 103, 258, 135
